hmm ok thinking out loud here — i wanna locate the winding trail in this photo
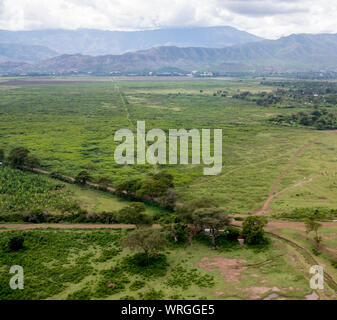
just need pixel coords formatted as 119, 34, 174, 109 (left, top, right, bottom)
254, 130, 337, 215
254, 139, 317, 214
266, 231, 337, 293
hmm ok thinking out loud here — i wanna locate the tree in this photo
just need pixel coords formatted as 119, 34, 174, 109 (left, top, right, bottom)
7, 147, 30, 168
161, 214, 188, 244
8, 235, 24, 251
122, 229, 167, 264
0, 149, 4, 162
117, 203, 153, 228
175, 197, 219, 245
242, 216, 268, 245
192, 208, 231, 249
98, 177, 112, 191
24, 155, 40, 168
138, 172, 174, 198
158, 188, 179, 209
75, 170, 91, 184
305, 217, 322, 250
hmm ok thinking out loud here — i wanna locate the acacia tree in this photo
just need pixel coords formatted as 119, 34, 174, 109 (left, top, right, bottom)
242, 216, 268, 245
122, 229, 167, 264
305, 218, 322, 250
117, 203, 153, 228
192, 208, 231, 249
7, 147, 40, 168
175, 197, 220, 245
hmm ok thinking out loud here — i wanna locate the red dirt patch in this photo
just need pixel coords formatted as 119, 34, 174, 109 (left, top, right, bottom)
197, 257, 247, 282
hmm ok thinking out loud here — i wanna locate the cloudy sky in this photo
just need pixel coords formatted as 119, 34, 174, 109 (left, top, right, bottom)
0, 0, 335, 39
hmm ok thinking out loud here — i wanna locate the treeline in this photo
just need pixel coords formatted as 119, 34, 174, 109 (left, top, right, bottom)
0, 202, 153, 225
231, 81, 337, 109
269, 109, 337, 130
115, 172, 177, 209
0, 146, 179, 210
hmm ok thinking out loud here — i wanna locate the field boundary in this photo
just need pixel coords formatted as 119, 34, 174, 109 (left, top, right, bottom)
266, 231, 337, 292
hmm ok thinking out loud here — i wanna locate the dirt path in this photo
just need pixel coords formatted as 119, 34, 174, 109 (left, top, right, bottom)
232, 221, 337, 230
266, 231, 337, 293
254, 139, 317, 214
254, 130, 337, 215
1, 220, 336, 233
0, 223, 161, 232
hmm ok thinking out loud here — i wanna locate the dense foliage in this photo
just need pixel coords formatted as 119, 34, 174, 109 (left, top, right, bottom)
270, 109, 337, 130
0, 166, 80, 216
242, 216, 268, 245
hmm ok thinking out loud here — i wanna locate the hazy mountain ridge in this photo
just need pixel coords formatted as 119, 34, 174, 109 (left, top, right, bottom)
2, 33, 337, 74
0, 26, 262, 56
0, 43, 58, 63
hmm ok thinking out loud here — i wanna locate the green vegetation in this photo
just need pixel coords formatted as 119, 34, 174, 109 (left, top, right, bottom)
0, 166, 80, 218
242, 216, 268, 245
122, 229, 167, 264
2, 78, 337, 215
1, 228, 332, 300
270, 109, 337, 130
2, 77, 337, 300
7, 147, 40, 168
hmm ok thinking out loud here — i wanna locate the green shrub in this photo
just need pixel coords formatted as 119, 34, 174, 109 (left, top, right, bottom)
8, 235, 24, 251
95, 248, 121, 262
120, 295, 136, 300
165, 265, 214, 290
242, 216, 268, 245
23, 208, 46, 223
67, 288, 91, 300
141, 288, 164, 300
93, 267, 130, 298
121, 253, 168, 278
129, 280, 146, 291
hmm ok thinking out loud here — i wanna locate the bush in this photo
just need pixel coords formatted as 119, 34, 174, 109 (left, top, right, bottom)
75, 170, 91, 184
23, 208, 46, 223
121, 252, 168, 278
129, 280, 146, 291
141, 288, 164, 300
8, 235, 24, 251
242, 216, 268, 245
167, 223, 188, 244
67, 288, 91, 300
165, 265, 214, 290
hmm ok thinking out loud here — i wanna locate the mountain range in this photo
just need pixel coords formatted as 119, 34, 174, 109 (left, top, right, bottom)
1, 28, 337, 75
0, 43, 58, 63
0, 26, 262, 56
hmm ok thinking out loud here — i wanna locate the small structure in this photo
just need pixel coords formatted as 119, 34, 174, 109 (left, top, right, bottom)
237, 234, 245, 245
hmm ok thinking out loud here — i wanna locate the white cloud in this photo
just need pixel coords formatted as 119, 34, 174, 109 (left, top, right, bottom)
0, 0, 336, 39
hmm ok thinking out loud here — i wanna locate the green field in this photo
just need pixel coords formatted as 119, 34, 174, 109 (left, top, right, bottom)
1, 76, 337, 301
2, 77, 337, 216
1, 228, 336, 300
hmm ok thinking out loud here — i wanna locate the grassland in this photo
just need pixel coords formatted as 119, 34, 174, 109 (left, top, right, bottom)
0, 165, 167, 221
1, 76, 337, 301
1, 228, 335, 300
2, 77, 337, 217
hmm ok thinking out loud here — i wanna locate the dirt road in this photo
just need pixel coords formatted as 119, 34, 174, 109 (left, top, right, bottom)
0, 223, 161, 232
0, 221, 336, 233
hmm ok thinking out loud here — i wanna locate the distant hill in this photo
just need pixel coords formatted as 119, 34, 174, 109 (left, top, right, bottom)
0, 43, 58, 63
2, 33, 337, 74
0, 26, 262, 56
